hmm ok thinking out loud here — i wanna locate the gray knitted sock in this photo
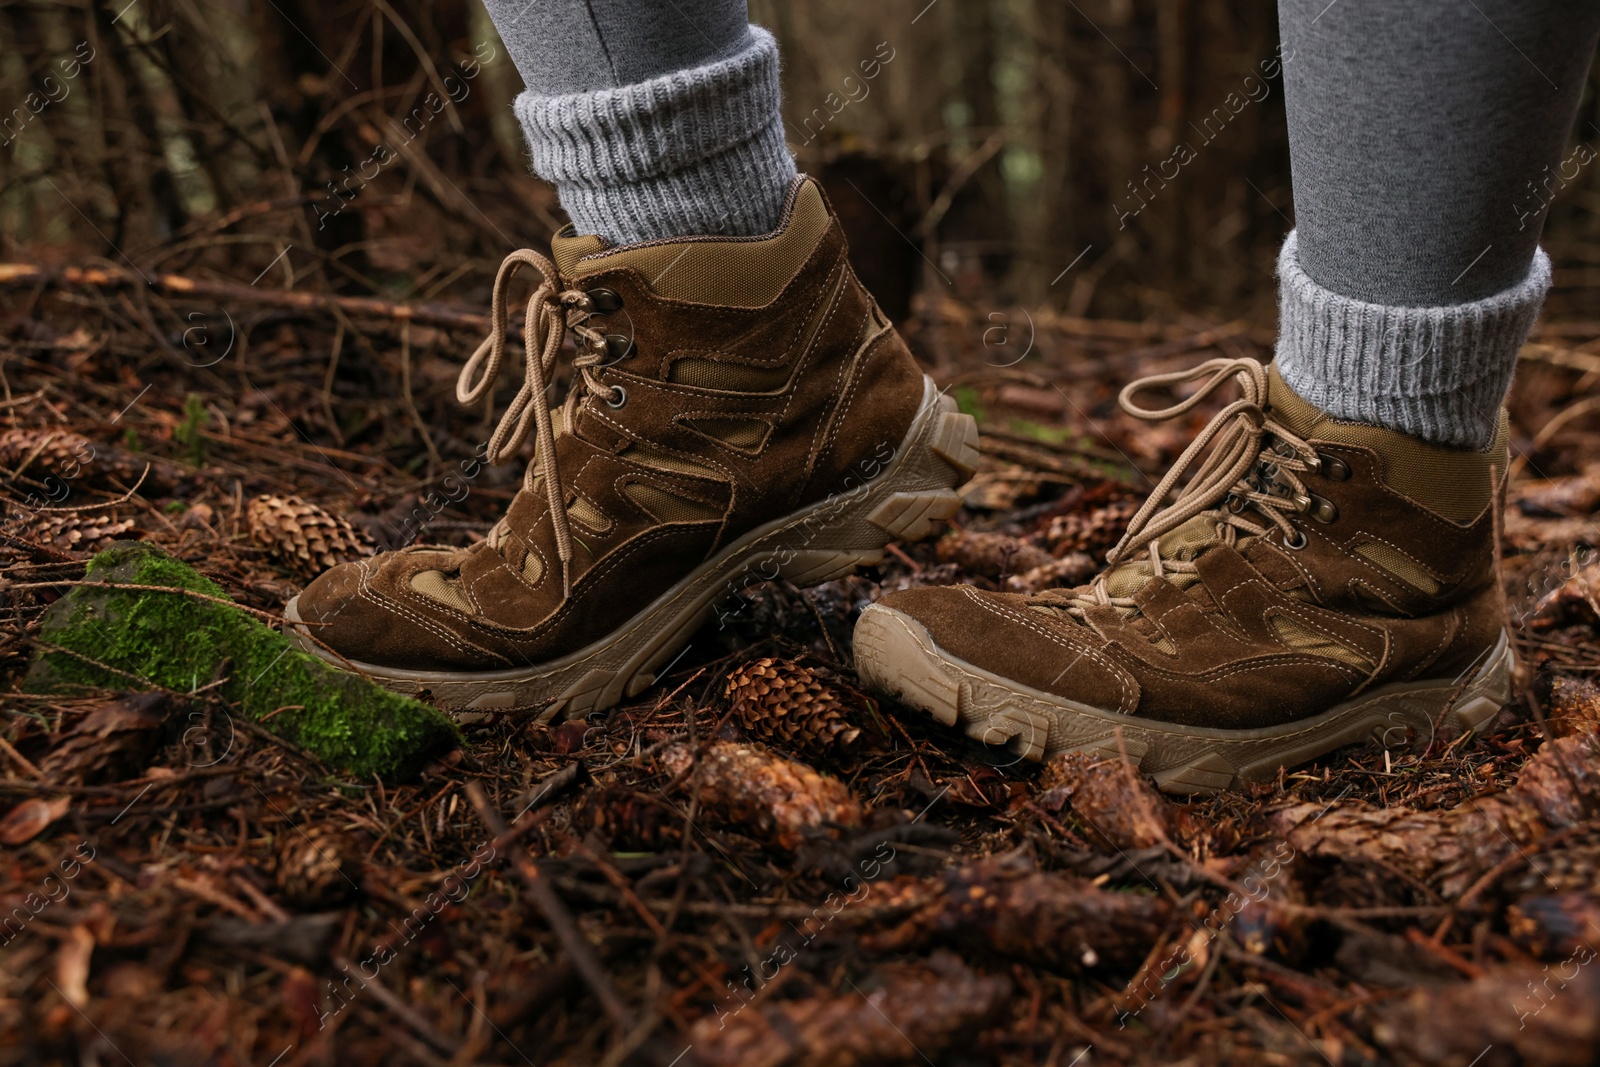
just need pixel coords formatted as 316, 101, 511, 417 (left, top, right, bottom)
513, 26, 796, 246
1274, 230, 1550, 450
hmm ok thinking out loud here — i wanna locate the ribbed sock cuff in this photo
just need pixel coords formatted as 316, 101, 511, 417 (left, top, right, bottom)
513, 26, 797, 246
1274, 230, 1550, 449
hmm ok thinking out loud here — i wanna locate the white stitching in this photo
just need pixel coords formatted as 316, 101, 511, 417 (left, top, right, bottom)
966, 589, 1140, 714
358, 560, 483, 657
1134, 653, 1365, 684
808, 313, 883, 479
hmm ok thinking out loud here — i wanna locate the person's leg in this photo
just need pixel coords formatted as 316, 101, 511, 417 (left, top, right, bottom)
478, 0, 796, 244
288, 5, 978, 717
1275, 0, 1600, 448
852, 3, 1600, 794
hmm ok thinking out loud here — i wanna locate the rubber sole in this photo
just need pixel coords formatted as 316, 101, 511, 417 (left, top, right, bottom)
284, 376, 978, 723
853, 604, 1511, 795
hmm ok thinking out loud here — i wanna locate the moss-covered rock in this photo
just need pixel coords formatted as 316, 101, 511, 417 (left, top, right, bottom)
25, 541, 458, 780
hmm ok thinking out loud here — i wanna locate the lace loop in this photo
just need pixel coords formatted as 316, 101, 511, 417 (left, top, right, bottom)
455, 248, 620, 596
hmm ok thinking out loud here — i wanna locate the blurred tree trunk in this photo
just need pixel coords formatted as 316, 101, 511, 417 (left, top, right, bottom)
5, 0, 1595, 320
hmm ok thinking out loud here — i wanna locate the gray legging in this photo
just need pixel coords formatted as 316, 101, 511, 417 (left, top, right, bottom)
1281, 0, 1600, 306
488, 0, 752, 95
482, 0, 1600, 447
1272, 0, 1600, 447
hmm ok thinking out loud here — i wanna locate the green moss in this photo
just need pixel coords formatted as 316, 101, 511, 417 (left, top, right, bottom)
25, 542, 458, 780
1004, 417, 1079, 448
953, 385, 987, 422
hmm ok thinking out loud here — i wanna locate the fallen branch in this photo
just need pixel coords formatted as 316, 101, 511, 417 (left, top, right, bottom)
1372, 964, 1600, 1066
462, 782, 635, 1036
0, 262, 502, 336
1037, 748, 1190, 852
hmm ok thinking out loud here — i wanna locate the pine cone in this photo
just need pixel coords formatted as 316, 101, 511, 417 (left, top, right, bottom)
274, 824, 361, 909
1045, 499, 1139, 558
0, 428, 97, 480
1545, 675, 1600, 739
1004, 552, 1098, 594
247, 494, 374, 579
5, 510, 139, 554
577, 785, 682, 851
38, 692, 168, 785
935, 530, 1054, 579
1505, 825, 1600, 898
0, 428, 178, 492
659, 740, 864, 849
725, 658, 862, 756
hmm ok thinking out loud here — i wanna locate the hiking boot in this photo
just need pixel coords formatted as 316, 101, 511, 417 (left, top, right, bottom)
854, 357, 1511, 794
285, 177, 979, 720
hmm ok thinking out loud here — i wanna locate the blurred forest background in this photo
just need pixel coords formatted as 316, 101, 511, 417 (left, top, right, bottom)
13, 7, 1600, 1064
6, 0, 1600, 336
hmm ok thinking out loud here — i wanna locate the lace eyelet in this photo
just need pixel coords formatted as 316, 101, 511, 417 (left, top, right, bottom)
1307, 494, 1339, 523
587, 287, 623, 313
1317, 453, 1351, 481
604, 333, 635, 362
606, 385, 628, 409
1281, 527, 1308, 551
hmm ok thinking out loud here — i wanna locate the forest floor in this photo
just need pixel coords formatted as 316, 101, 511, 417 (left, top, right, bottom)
3, 268, 1600, 1067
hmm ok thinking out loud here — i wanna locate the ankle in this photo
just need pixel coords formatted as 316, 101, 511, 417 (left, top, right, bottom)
1267, 363, 1504, 526
513, 26, 796, 245
1273, 229, 1548, 451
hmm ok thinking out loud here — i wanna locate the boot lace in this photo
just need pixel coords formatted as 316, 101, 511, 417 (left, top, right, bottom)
456, 248, 619, 596
1040, 357, 1323, 618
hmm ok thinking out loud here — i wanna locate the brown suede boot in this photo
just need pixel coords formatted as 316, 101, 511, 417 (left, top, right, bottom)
854, 357, 1511, 794
286, 178, 978, 719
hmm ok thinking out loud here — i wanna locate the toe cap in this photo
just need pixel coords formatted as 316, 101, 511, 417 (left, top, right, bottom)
291, 555, 502, 672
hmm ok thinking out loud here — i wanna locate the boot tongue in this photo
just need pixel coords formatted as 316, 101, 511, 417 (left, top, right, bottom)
1098, 512, 1220, 599
1061, 360, 1501, 612
1081, 367, 1312, 605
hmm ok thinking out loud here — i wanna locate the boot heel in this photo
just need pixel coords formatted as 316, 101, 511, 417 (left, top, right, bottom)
929, 404, 982, 481
865, 400, 978, 541
1442, 630, 1513, 736
777, 548, 887, 585
867, 490, 964, 542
